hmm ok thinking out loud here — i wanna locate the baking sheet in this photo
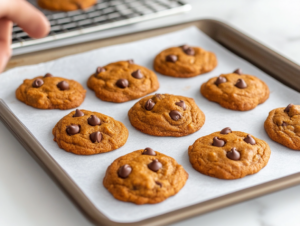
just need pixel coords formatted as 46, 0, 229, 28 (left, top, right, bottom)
0, 26, 300, 223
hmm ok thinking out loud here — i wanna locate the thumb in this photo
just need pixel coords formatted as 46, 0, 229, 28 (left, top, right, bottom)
0, 18, 12, 73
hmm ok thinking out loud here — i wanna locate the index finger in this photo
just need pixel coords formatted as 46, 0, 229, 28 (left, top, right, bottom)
0, 0, 50, 38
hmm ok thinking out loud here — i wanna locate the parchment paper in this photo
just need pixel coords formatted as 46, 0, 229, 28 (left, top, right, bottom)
0, 27, 299, 223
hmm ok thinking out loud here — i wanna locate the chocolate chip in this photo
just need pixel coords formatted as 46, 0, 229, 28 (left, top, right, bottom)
282, 122, 288, 126
169, 110, 182, 121
233, 68, 242, 75
118, 164, 132, 178
128, 59, 134, 64
145, 99, 155, 111
96, 67, 105, 74
213, 137, 225, 147
181, 44, 189, 50
155, 93, 162, 99
90, 132, 102, 143
32, 79, 44, 88
244, 134, 256, 145
75, 2, 83, 9
284, 104, 293, 113
215, 77, 226, 86
166, 55, 178, 63
226, 148, 241, 160
148, 159, 162, 172
220, 127, 232, 134
44, 73, 53, 78
131, 69, 143, 79
235, 79, 247, 89
175, 100, 186, 110
57, 81, 70, 90
155, 181, 162, 187
116, 79, 129, 88
185, 48, 195, 56
73, 109, 84, 117
88, 115, 101, 126
66, 125, 80, 135
142, 147, 156, 156
181, 45, 195, 56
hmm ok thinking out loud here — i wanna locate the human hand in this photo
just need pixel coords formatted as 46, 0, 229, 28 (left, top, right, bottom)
0, 0, 50, 72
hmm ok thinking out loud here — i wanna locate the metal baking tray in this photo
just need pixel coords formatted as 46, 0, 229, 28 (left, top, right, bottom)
2, 19, 300, 226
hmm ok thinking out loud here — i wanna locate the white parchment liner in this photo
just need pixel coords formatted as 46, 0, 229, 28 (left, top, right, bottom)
0, 27, 299, 223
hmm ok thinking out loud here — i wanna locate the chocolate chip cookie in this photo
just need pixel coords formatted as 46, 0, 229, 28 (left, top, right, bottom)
153, 44, 217, 78
103, 148, 188, 204
53, 109, 128, 155
128, 94, 205, 137
188, 127, 271, 179
37, 0, 97, 11
200, 69, 270, 111
16, 73, 86, 110
264, 104, 300, 150
87, 60, 160, 103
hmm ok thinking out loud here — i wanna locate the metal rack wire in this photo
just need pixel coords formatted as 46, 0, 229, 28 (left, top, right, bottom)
12, 0, 191, 49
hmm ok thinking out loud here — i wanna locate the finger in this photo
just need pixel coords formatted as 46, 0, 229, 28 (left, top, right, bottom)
0, 18, 12, 73
0, 0, 50, 38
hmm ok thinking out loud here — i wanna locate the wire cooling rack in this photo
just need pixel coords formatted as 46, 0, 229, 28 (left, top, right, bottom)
12, 0, 191, 49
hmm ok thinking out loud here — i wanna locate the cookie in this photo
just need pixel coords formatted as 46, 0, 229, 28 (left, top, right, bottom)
52, 109, 128, 155
16, 73, 86, 110
188, 128, 271, 179
200, 69, 269, 111
87, 60, 160, 103
128, 94, 205, 137
264, 104, 300, 150
37, 0, 97, 11
103, 148, 188, 204
153, 44, 217, 78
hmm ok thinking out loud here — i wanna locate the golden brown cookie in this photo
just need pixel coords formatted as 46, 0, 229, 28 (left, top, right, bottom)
264, 104, 300, 150
188, 127, 271, 179
103, 148, 188, 204
52, 109, 128, 155
87, 60, 160, 103
37, 0, 97, 11
200, 69, 269, 111
153, 44, 217, 78
128, 94, 205, 137
16, 73, 86, 110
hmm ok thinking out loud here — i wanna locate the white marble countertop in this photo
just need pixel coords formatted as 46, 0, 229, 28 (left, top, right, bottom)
1, 0, 300, 225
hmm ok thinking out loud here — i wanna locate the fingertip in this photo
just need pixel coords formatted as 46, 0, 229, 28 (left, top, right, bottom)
5, 1, 50, 39
26, 12, 50, 39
